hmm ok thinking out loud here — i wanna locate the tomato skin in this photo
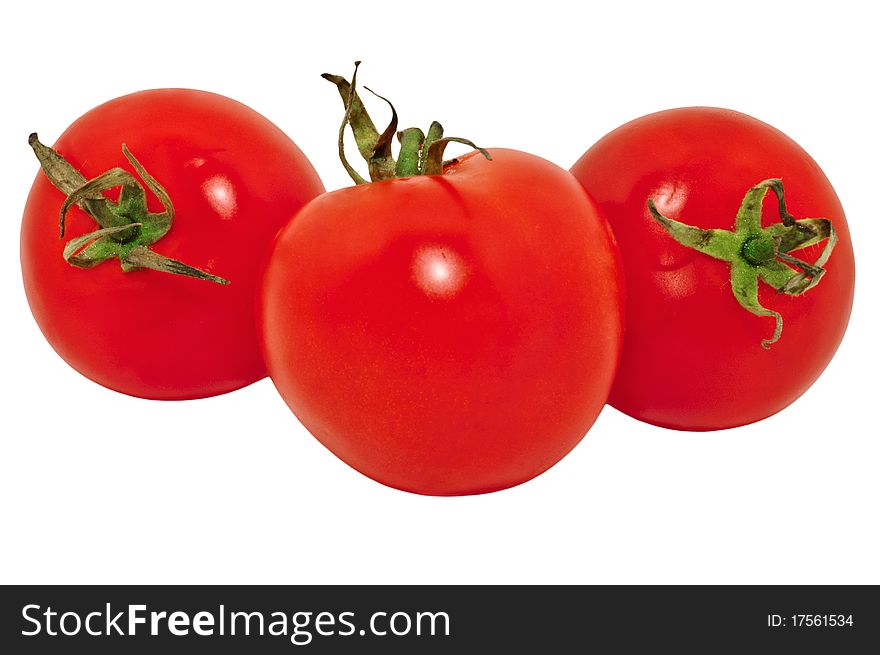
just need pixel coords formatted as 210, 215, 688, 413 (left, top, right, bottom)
259, 149, 623, 495
571, 107, 855, 430
21, 89, 324, 400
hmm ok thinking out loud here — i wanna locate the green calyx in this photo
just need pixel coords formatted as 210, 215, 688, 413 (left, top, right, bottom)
28, 134, 229, 284
648, 178, 837, 349
323, 62, 492, 184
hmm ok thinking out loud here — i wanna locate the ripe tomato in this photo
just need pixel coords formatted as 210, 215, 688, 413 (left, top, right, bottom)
21, 89, 324, 400
260, 147, 623, 495
572, 107, 855, 430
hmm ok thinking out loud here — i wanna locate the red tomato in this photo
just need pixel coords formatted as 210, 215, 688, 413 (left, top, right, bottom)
572, 107, 855, 430
21, 89, 324, 399
259, 149, 623, 495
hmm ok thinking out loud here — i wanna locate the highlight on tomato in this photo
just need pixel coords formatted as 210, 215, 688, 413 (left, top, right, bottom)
21, 89, 325, 400
259, 63, 624, 495
571, 107, 855, 431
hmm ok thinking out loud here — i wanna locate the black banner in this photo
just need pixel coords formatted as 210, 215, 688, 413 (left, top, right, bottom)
1, 585, 876, 653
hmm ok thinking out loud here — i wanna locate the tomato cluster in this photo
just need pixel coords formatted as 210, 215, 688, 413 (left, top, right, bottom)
21, 69, 854, 494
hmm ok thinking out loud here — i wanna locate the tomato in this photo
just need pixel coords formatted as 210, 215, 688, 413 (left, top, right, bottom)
260, 144, 623, 495
21, 89, 324, 400
571, 107, 855, 430
260, 66, 623, 495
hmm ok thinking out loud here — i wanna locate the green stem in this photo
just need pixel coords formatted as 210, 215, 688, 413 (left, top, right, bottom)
334, 62, 369, 185
395, 128, 425, 177
320, 71, 379, 163
422, 137, 492, 176
322, 62, 491, 183
647, 179, 837, 348
362, 86, 398, 182
29, 134, 229, 284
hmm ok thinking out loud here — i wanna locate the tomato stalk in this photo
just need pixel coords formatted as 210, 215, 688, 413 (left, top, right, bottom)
28, 134, 229, 284
323, 62, 492, 184
648, 178, 837, 348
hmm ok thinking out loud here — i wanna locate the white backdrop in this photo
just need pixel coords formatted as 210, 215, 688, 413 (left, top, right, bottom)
1, 0, 876, 584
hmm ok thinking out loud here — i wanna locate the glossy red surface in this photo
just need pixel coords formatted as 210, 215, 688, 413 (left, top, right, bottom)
260, 149, 624, 494
572, 108, 855, 430
21, 89, 324, 399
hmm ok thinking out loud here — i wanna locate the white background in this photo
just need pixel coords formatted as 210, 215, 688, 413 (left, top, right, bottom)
1, 0, 877, 584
